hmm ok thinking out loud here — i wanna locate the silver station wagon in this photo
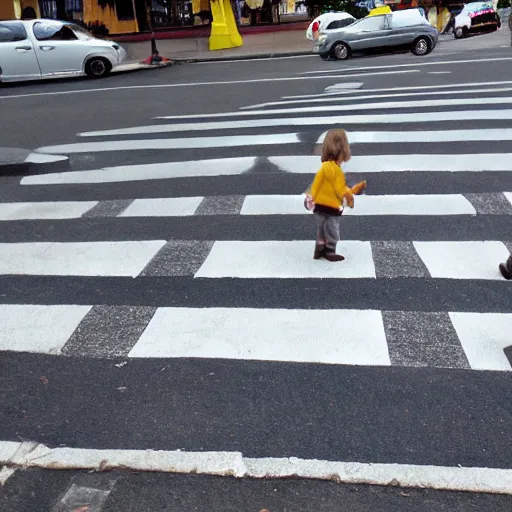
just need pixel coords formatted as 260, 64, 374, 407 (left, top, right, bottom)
313, 9, 439, 61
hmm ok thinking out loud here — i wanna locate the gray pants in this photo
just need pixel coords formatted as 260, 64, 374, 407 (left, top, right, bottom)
314, 212, 340, 252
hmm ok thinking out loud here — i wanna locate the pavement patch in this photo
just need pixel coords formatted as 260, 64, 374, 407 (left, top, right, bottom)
370, 241, 430, 278
83, 199, 133, 218
382, 311, 470, 368
140, 240, 214, 276
62, 305, 157, 358
465, 192, 512, 215
195, 195, 245, 215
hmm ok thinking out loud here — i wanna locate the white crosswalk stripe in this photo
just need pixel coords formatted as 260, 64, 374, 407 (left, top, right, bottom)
1, 79, 511, 373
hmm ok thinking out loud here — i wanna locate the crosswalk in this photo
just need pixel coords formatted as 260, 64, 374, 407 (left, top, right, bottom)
1, 78, 511, 377
2, 73, 512, 499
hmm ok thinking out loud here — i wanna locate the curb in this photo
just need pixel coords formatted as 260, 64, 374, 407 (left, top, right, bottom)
0, 148, 69, 177
171, 50, 312, 63
114, 61, 177, 73
2, 441, 512, 495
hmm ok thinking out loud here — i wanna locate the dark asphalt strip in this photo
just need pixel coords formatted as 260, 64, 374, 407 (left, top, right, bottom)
2, 171, 512, 202
102, 473, 512, 512
0, 215, 509, 242
3, 470, 512, 512
0, 276, 510, 313
1, 352, 511, 469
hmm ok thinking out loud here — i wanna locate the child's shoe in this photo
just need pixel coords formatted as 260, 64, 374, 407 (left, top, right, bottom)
314, 244, 326, 260
324, 252, 345, 262
499, 255, 512, 280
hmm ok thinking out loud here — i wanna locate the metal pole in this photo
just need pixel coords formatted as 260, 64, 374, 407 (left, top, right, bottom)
131, 0, 138, 29
146, 0, 159, 58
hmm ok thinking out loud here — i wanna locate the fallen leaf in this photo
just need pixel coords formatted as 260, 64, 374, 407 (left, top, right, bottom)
39, 376, 49, 385
72, 507, 90, 512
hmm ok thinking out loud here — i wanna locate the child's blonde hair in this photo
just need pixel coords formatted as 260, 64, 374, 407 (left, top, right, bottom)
321, 129, 351, 164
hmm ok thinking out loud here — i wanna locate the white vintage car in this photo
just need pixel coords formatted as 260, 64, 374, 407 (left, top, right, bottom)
0, 19, 127, 83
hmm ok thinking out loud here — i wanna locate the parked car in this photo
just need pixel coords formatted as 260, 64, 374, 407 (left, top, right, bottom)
453, 2, 501, 39
313, 8, 438, 61
306, 12, 356, 42
0, 19, 127, 83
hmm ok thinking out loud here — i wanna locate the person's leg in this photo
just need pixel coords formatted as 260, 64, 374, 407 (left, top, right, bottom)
313, 212, 327, 259
324, 216, 344, 262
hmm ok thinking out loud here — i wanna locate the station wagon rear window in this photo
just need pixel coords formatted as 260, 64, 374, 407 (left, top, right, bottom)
326, 18, 355, 30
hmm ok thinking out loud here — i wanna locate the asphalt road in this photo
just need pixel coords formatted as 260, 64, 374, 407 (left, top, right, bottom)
1, 32, 512, 511
3, 469, 512, 512
0, 38, 511, 149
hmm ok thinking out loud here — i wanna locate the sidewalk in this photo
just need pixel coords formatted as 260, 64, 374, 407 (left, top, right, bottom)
119, 23, 510, 63
120, 24, 312, 62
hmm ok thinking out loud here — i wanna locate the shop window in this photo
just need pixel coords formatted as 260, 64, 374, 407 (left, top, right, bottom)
65, 0, 83, 11
115, 0, 135, 20
38, 0, 58, 19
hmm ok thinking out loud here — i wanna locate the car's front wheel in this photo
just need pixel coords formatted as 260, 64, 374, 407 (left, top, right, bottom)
411, 36, 431, 56
330, 42, 350, 60
85, 57, 112, 79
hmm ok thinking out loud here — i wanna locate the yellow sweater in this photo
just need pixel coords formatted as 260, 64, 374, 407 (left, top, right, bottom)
310, 160, 349, 210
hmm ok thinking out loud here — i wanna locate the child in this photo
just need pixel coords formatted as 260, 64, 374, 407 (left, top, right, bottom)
310, 129, 364, 262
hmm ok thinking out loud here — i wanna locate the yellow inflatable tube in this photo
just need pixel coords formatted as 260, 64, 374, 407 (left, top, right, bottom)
209, 0, 243, 51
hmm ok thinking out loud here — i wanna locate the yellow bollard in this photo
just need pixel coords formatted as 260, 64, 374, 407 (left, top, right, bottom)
209, 0, 243, 50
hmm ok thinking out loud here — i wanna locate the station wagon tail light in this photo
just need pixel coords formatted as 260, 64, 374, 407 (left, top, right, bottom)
312, 20, 320, 40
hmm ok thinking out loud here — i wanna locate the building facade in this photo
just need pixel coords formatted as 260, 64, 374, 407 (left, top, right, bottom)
1, 0, 495, 34
0, 0, 41, 20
